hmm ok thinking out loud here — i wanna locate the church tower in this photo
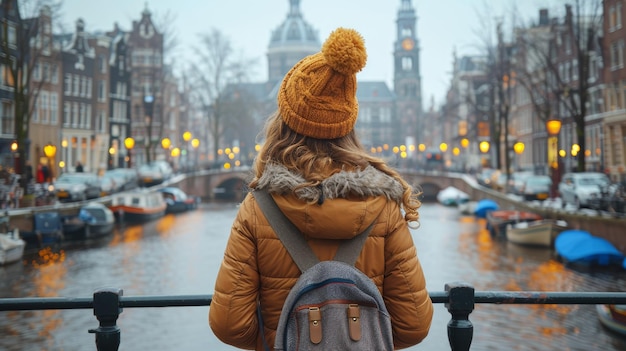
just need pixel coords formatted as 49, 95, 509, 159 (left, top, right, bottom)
393, 0, 422, 145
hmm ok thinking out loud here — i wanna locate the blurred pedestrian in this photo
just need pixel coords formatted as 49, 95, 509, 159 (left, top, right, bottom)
76, 162, 84, 172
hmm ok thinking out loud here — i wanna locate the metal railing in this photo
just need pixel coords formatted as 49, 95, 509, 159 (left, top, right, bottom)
1, 282, 626, 351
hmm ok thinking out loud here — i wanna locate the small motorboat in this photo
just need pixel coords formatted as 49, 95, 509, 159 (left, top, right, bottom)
486, 210, 542, 237
157, 187, 199, 214
0, 215, 25, 265
505, 219, 568, 248
63, 203, 115, 240
436, 186, 470, 206
555, 229, 626, 269
597, 304, 626, 336
109, 190, 167, 223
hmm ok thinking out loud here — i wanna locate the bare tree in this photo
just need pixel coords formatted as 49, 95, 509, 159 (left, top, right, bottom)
189, 28, 256, 163
1, 0, 61, 186
514, 1, 602, 172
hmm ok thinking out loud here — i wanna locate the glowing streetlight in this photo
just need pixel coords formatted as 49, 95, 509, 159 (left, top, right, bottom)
479, 141, 490, 153
124, 137, 135, 168
161, 137, 171, 150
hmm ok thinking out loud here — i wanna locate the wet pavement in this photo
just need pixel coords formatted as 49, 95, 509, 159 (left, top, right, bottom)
1, 201, 625, 350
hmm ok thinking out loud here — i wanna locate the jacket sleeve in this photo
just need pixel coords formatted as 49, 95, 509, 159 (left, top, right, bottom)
209, 194, 260, 349
383, 204, 434, 349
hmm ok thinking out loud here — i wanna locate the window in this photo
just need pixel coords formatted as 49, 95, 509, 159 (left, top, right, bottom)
98, 55, 107, 74
73, 75, 80, 96
72, 102, 78, 126
87, 78, 92, 98
402, 57, 413, 71
7, 25, 16, 46
41, 92, 49, 123
63, 102, 71, 126
610, 40, 625, 70
32, 97, 39, 122
51, 65, 58, 84
64, 74, 72, 94
33, 64, 41, 82
98, 80, 106, 101
50, 93, 58, 124
2, 64, 13, 86
43, 63, 50, 82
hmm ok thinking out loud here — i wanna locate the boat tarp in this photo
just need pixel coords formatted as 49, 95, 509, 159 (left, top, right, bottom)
555, 229, 626, 268
474, 199, 499, 218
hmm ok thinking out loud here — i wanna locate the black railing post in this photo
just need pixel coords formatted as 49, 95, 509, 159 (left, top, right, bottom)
88, 287, 123, 351
445, 282, 475, 351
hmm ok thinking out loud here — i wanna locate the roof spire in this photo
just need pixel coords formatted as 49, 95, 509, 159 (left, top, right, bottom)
289, 0, 301, 17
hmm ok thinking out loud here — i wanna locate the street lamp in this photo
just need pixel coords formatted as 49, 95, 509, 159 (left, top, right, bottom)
546, 118, 562, 199
479, 141, 490, 153
44, 143, 56, 180
191, 138, 200, 170
513, 141, 524, 171
124, 137, 135, 168
161, 137, 171, 150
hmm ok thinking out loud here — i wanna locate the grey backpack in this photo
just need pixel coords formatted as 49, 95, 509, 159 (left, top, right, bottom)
254, 189, 394, 351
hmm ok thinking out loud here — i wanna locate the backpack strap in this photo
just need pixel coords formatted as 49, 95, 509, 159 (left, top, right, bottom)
253, 188, 375, 272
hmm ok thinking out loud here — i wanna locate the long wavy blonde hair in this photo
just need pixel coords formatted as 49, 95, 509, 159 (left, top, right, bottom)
250, 111, 421, 224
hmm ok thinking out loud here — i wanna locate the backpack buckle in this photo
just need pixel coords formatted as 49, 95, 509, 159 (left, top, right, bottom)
308, 307, 322, 344
347, 304, 361, 341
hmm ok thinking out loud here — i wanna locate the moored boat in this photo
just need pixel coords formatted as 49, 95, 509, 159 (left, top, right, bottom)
0, 228, 25, 265
555, 229, 626, 269
63, 203, 116, 240
157, 187, 199, 214
597, 304, 626, 336
486, 210, 542, 237
20, 212, 64, 250
473, 199, 499, 218
437, 186, 470, 206
109, 190, 167, 223
505, 219, 568, 248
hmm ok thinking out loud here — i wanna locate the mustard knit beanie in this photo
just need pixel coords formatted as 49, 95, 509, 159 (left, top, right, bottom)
277, 27, 367, 139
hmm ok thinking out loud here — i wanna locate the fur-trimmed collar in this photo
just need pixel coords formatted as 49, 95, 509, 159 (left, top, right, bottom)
256, 163, 404, 203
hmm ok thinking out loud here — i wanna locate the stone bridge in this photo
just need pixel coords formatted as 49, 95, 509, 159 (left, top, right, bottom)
170, 168, 466, 203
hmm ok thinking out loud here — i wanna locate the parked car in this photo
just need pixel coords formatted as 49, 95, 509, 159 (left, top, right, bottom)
558, 172, 610, 209
519, 175, 552, 201
138, 161, 174, 187
105, 168, 139, 191
477, 168, 496, 188
54, 173, 102, 202
97, 175, 119, 196
508, 171, 535, 195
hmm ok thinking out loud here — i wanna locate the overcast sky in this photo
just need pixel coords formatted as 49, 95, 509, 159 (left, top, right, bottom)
60, 0, 562, 106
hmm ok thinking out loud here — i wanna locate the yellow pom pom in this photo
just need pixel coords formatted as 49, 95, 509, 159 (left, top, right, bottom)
322, 28, 367, 75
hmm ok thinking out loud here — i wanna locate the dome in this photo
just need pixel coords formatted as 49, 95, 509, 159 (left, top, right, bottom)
268, 0, 319, 49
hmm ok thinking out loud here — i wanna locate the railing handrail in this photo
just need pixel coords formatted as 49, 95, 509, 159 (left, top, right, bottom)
2, 290, 626, 311
2, 283, 626, 351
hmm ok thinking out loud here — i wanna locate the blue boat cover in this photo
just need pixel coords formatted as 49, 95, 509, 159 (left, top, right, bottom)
474, 199, 499, 218
555, 229, 626, 268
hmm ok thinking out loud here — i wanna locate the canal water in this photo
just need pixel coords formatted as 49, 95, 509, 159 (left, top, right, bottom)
1, 201, 625, 351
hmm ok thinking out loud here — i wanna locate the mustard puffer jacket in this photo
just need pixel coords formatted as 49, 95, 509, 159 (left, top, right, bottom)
209, 163, 433, 350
